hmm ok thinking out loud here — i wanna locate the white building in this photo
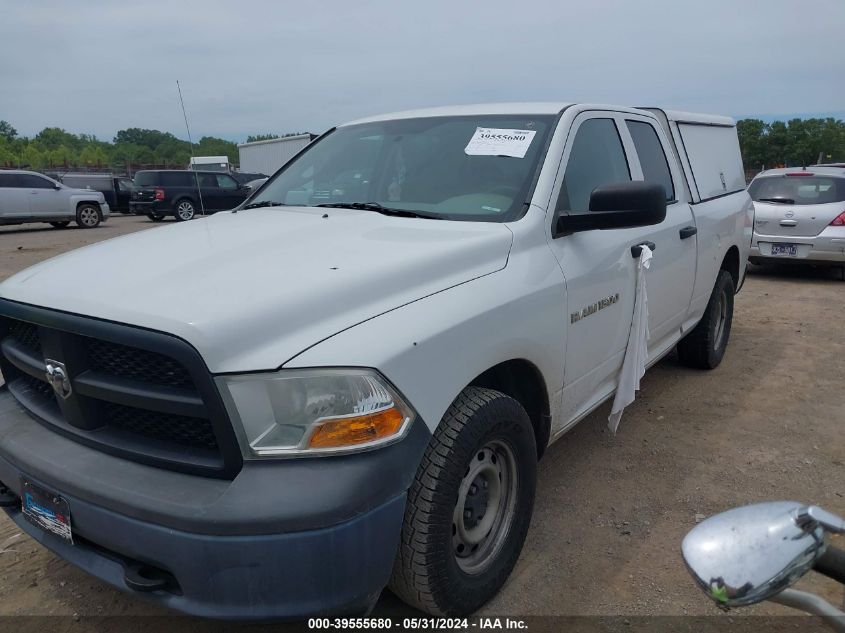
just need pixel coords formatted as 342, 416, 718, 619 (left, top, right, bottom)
237, 134, 313, 176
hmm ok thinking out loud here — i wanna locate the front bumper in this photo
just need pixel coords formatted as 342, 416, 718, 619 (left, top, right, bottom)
0, 388, 429, 619
100, 202, 111, 219
2, 482, 404, 619
750, 227, 845, 264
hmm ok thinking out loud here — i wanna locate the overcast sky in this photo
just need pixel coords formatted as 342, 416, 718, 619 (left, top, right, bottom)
1, 0, 843, 142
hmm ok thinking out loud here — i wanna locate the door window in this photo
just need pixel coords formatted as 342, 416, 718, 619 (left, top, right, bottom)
0, 174, 20, 188
198, 173, 217, 187
626, 120, 675, 201
19, 174, 55, 189
215, 174, 238, 189
556, 118, 630, 213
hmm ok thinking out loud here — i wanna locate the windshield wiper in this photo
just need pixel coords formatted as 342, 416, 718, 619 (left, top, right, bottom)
757, 197, 795, 204
238, 200, 289, 212
314, 201, 442, 220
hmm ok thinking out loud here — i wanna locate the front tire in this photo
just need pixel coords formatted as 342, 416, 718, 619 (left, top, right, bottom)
174, 199, 196, 221
677, 269, 735, 369
389, 387, 537, 616
49, 221, 70, 229
75, 204, 101, 228
147, 212, 165, 222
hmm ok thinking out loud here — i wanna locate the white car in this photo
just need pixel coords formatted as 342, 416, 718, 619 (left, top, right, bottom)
0, 170, 110, 228
748, 166, 845, 267
0, 103, 750, 618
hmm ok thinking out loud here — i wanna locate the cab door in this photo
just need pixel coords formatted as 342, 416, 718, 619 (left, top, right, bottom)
546, 113, 647, 425
619, 115, 696, 351
20, 174, 66, 218
0, 174, 30, 220
196, 172, 221, 211
213, 173, 248, 210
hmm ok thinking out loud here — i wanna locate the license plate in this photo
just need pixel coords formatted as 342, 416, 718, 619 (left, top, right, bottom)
771, 243, 798, 256
20, 479, 73, 543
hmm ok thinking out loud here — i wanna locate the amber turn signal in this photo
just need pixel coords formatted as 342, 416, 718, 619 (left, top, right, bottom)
307, 407, 407, 449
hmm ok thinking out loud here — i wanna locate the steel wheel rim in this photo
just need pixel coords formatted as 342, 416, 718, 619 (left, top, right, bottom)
713, 288, 728, 350
452, 439, 518, 575
177, 202, 194, 220
80, 207, 98, 226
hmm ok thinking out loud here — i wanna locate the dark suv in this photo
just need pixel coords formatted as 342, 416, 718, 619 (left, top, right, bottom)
130, 170, 250, 221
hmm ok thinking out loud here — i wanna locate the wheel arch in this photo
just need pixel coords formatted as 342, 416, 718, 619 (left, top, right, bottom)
720, 245, 740, 290
173, 195, 198, 208
467, 359, 551, 459
75, 200, 102, 211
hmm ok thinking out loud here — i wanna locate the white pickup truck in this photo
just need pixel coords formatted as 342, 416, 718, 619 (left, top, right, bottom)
0, 103, 751, 619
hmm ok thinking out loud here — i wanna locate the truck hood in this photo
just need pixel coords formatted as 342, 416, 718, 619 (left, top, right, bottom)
0, 208, 512, 372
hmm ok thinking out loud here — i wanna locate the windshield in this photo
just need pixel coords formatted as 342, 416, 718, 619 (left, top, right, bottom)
248, 115, 555, 221
748, 175, 844, 205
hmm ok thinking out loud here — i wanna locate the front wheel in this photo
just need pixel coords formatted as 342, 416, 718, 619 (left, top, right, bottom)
147, 212, 165, 222
174, 199, 196, 221
677, 269, 735, 369
49, 221, 70, 229
389, 387, 537, 615
75, 204, 101, 228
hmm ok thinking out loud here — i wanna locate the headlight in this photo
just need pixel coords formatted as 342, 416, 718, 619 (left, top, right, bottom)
216, 368, 414, 457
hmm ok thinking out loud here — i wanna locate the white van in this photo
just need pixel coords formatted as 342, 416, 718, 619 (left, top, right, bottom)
0, 103, 750, 618
188, 155, 232, 173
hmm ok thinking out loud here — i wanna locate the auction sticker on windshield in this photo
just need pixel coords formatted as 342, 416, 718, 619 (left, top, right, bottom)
20, 479, 73, 542
465, 127, 536, 158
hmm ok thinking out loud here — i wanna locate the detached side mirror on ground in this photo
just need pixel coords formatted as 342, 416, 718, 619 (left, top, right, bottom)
556, 181, 667, 235
682, 501, 845, 629
682, 501, 826, 608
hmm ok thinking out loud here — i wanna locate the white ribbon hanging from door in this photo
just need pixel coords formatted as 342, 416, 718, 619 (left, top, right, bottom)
608, 245, 653, 434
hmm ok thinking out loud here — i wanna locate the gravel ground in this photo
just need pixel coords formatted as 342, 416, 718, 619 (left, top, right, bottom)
0, 215, 842, 629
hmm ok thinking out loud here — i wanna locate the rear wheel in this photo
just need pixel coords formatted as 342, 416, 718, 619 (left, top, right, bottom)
174, 199, 196, 221
75, 204, 101, 229
389, 387, 537, 615
49, 221, 70, 229
677, 269, 735, 369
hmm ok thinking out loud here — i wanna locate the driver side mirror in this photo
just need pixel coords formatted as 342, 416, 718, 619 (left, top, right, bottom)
555, 181, 666, 235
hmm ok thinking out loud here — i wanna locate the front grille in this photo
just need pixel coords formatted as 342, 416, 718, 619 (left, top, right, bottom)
0, 304, 240, 478
8, 320, 40, 353
105, 402, 218, 450
85, 338, 193, 388
19, 373, 55, 401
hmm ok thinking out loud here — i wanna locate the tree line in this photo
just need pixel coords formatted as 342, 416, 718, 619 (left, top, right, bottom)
1, 117, 843, 174
0, 122, 303, 172
737, 118, 845, 170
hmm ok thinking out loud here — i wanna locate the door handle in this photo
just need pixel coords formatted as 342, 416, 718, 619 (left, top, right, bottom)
631, 241, 656, 258
679, 226, 697, 239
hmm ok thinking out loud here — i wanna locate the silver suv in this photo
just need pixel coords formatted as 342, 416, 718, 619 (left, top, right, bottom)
0, 170, 110, 229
